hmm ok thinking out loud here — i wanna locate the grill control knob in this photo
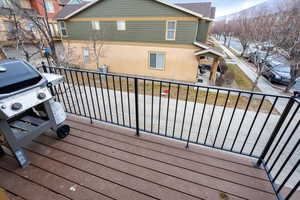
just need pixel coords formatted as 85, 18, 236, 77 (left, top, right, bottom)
37, 92, 46, 100
11, 103, 22, 111
1, 105, 6, 109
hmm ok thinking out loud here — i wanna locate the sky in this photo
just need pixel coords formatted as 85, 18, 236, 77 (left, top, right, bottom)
170, 0, 269, 17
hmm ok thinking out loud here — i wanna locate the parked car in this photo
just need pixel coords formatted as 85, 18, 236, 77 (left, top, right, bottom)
291, 77, 300, 93
248, 51, 267, 64
242, 47, 257, 59
262, 61, 291, 85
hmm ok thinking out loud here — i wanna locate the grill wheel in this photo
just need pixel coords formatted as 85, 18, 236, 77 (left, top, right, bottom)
56, 124, 70, 139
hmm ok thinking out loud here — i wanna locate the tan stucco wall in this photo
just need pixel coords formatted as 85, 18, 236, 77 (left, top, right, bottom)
63, 41, 199, 82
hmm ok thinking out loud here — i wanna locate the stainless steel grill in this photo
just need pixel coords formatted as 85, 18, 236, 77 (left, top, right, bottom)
0, 59, 70, 167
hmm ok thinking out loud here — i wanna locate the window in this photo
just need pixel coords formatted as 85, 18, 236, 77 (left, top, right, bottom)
149, 52, 165, 69
166, 21, 176, 40
83, 48, 90, 63
91, 21, 100, 30
4, 22, 14, 32
45, 0, 54, 13
59, 21, 68, 37
117, 21, 126, 31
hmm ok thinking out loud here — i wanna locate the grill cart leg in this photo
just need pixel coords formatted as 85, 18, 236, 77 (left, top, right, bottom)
0, 120, 30, 167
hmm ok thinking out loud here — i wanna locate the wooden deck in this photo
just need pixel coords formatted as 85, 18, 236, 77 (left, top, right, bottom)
0, 115, 276, 200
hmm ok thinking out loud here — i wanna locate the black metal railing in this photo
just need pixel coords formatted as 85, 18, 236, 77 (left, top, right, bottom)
39, 65, 300, 200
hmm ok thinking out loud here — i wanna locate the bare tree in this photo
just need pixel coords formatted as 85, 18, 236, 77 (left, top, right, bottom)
270, 0, 300, 91
89, 27, 105, 68
8, 0, 59, 65
233, 16, 252, 57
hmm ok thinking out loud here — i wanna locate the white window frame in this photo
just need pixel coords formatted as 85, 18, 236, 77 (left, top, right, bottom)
45, 0, 54, 13
165, 20, 177, 41
91, 21, 100, 30
117, 20, 126, 31
82, 48, 90, 63
149, 52, 166, 70
59, 21, 68, 37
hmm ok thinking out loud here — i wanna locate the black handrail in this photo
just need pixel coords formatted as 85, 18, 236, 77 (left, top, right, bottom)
39, 65, 299, 200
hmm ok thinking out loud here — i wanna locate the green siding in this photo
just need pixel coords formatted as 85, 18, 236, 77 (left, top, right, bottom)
196, 21, 210, 42
62, 0, 210, 45
72, 0, 193, 18
66, 20, 198, 45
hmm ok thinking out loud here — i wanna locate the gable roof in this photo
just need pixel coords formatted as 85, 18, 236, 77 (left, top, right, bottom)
54, 1, 89, 19
175, 2, 216, 19
194, 42, 225, 58
54, 0, 213, 21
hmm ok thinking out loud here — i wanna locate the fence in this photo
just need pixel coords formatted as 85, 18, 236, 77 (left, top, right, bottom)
40, 65, 300, 200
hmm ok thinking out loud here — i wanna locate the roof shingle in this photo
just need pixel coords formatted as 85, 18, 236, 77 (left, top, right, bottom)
175, 2, 216, 19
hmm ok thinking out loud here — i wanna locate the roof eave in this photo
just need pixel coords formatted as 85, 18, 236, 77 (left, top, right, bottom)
59, 0, 214, 21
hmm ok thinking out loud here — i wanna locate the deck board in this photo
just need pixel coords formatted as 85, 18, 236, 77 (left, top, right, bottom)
0, 115, 276, 200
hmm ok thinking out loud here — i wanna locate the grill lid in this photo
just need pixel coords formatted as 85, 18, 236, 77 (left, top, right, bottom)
0, 59, 43, 95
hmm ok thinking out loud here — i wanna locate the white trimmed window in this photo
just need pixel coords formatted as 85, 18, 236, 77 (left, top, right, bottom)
149, 52, 165, 69
117, 21, 126, 31
59, 21, 68, 37
166, 20, 176, 40
83, 48, 90, 63
45, 0, 54, 13
91, 21, 100, 30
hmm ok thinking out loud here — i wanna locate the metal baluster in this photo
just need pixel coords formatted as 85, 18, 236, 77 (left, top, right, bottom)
213, 91, 230, 147
231, 94, 253, 151
144, 79, 146, 131
126, 77, 132, 127
186, 86, 199, 148
256, 97, 295, 167
158, 81, 162, 134
196, 88, 209, 143
63, 68, 76, 114
268, 120, 300, 173
172, 84, 180, 138
165, 83, 171, 136
265, 104, 300, 165
250, 97, 279, 156
69, 69, 82, 115
277, 159, 300, 193
105, 75, 113, 122
80, 71, 93, 124
151, 81, 154, 133
98, 73, 107, 122
221, 92, 241, 149
119, 77, 125, 126
75, 71, 87, 117
240, 95, 265, 153
134, 78, 139, 136
180, 85, 189, 140
86, 72, 97, 120
112, 76, 119, 125
272, 139, 300, 183
92, 73, 102, 120
204, 89, 219, 145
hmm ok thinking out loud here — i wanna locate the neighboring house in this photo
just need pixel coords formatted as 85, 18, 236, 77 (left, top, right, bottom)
29, 0, 64, 39
55, 0, 224, 83
0, 0, 33, 46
